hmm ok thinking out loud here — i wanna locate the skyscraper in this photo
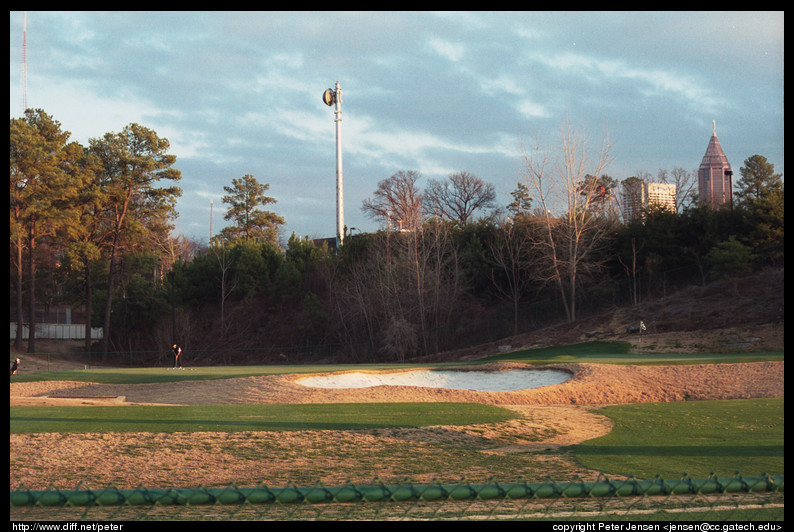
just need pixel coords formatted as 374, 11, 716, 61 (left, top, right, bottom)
622, 181, 676, 220
698, 121, 733, 209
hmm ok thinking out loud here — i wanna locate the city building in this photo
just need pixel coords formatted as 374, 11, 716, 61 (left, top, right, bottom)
622, 181, 676, 220
698, 121, 733, 209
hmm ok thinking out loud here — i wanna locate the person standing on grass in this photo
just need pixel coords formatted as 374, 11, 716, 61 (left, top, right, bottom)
172, 344, 183, 369
10, 358, 20, 376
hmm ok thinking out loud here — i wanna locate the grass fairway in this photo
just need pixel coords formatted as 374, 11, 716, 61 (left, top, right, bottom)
9, 363, 443, 384
572, 397, 784, 480
10, 402, 519, 433
12, 342, 783, 385
480, 341, 784, 365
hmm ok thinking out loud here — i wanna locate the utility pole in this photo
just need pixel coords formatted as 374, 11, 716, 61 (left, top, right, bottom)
323, 81, 344, 248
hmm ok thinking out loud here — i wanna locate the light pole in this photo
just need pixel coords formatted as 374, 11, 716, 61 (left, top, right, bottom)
323, 81, 343, 248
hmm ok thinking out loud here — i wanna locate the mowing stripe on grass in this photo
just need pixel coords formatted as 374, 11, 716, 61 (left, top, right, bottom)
10, 402, 519, 434
572, 397, 784, 480
481, 342, 783, 365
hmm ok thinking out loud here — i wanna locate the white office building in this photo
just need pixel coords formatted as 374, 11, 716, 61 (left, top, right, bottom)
622, 181, 676, 220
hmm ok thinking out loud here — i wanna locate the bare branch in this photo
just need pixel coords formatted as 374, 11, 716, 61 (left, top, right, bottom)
424, 171, 497, 225
362, 170, 424, 231
519, 120, 615, 322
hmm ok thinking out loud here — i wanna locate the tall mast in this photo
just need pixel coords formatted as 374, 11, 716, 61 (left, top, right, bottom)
323, 82, 344, 248
334, 81, 343, 248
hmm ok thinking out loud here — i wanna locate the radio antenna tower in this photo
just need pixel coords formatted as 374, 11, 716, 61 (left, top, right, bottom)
20, 12, 28, 115
322, 81, 344, 248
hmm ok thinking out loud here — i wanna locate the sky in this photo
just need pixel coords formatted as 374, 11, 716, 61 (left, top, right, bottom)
9, 11, 784, 245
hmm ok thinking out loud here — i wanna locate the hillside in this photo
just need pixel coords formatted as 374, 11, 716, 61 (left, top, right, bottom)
10, 268, 784, 372
421, 267, 784, 362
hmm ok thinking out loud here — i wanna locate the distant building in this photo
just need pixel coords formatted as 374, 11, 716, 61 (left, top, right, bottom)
698, 121, 733, 209
622, 181, 676, 220
645, 183, 676, 212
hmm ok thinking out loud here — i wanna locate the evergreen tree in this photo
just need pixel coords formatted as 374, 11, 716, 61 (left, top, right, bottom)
735, 155, 784, 266
10, 109, 81, 352
89, 123, 182, 353
219, 174, 285, 245
506, 182, 533, 218
735, 154, 783, 203
705, 236, 753, 281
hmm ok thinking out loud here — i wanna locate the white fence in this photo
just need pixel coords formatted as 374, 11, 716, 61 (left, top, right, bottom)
9, 323, 103, 340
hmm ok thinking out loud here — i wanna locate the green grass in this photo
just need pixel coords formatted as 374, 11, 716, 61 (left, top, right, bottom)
572, 397, 784, 479
13, 342, 782, 385
11, 345, 784, 518
9, 402, 519, 434
12, 342, 783, 479
9, 363, 442, 384
479, 341, 784, 365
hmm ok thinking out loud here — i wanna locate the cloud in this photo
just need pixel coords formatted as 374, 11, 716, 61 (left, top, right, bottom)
24, 77, 161, 145
528, 50, 723, 113
9, 11, 783, 242
426, 37, 465, 62
479, 75, 525, 97
517, 101, 551, 119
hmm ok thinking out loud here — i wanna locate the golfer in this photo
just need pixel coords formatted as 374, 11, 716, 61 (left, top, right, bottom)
10, 358, 20, 376
172, 344, 183, 369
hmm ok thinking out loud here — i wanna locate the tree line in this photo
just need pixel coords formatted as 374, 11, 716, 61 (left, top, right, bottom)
10, 110, 784, 363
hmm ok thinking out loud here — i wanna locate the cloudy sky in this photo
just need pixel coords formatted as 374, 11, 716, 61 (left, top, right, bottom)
9, 11, 784, 244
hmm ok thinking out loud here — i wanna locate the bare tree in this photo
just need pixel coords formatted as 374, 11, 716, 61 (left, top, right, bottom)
657, 166, 697, 212
331, 220, 465, 360
361, 170, 423, 231
520, 120, 616, 322
414, 220, 465, 353
340, 170, 472, 359
424, 171, 497, 225
379, 315, 418, 362
210, 242, 237, 339
330, 253, 380, 360
487, 217, 539, 334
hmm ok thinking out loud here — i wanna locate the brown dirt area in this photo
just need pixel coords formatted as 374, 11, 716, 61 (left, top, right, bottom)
9, 360, 784, 489
8, 360, 785, 407
9, 268, 784, 489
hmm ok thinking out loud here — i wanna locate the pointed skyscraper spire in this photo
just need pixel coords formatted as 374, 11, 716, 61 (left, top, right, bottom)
698, 121, 732, 209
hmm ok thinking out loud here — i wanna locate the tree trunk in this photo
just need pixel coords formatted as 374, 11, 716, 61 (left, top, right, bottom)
26, 230, 36, 354
84, 266, 93, 353
14, 238, 24, 352
101, 240, 118, 354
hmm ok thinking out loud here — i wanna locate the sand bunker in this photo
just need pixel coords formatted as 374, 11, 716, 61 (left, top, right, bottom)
10, 361, 783, 407
295, 368, 571, 392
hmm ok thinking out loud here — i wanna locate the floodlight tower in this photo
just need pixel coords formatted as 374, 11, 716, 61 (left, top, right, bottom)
323, 81, 343, 248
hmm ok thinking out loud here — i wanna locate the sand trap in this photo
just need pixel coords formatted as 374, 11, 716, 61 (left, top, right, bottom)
295, 368, 571, 392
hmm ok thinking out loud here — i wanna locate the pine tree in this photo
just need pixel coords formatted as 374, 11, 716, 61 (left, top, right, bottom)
219, 174, 285, 245
89, 123, 182, 353
735, 154, 783, 203
10, 109, 80, 352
